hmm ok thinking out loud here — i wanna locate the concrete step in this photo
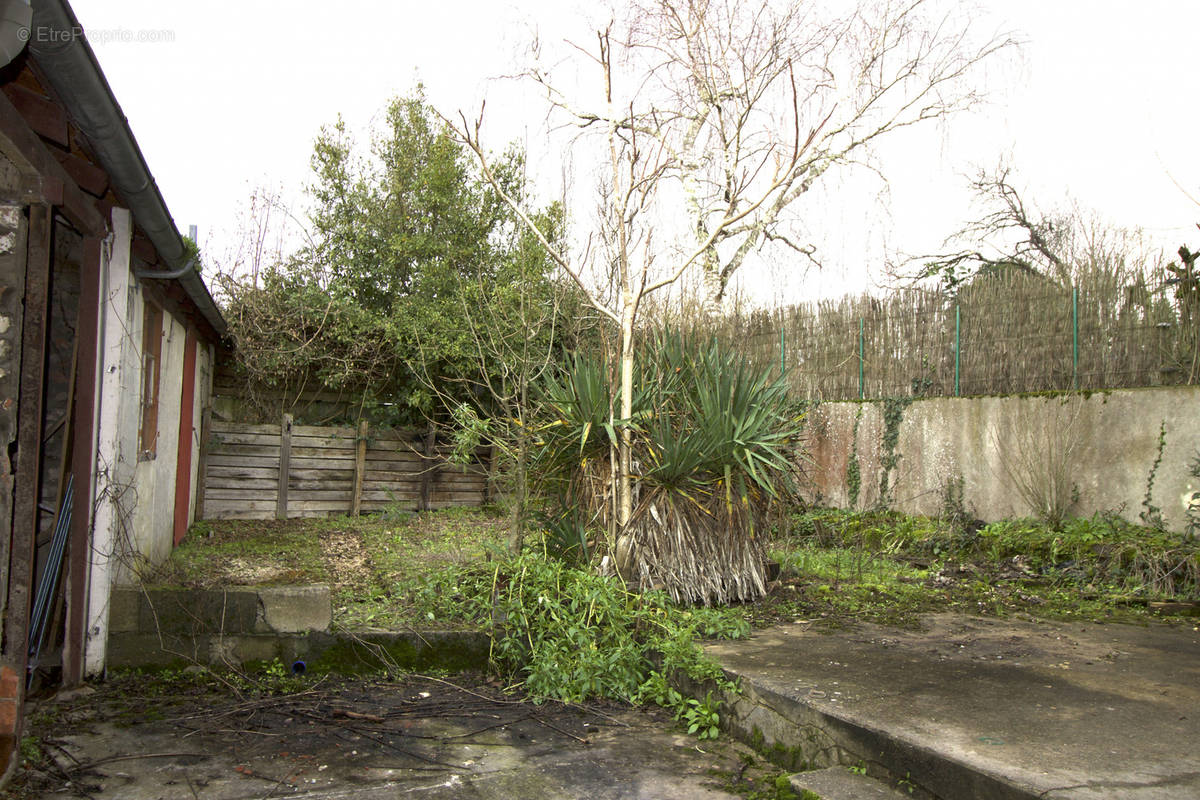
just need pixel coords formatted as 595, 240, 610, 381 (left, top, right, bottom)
790, 767, 914, 799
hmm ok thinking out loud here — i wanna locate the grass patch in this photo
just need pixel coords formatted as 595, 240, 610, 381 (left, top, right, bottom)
154, 507, 508, 630
158, 505, 1198, 638
757, 509, 1200, 628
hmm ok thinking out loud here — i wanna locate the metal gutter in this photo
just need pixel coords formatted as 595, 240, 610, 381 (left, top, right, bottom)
27, 0, 227, 338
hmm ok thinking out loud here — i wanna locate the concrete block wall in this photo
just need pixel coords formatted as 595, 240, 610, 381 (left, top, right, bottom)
804, 386, 1199, 532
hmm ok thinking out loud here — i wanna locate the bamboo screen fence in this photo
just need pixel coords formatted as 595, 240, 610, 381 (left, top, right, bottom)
708, 270, 1196, 401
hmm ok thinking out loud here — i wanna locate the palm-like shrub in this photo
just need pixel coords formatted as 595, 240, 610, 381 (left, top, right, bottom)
536, 331, 804, 604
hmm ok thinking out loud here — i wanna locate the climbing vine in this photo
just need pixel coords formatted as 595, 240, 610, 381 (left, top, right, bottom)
877, 396, 913, 509
846, 406, 863, 508
1139, 420, 1167, 529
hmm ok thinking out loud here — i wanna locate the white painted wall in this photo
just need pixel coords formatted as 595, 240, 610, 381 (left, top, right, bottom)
128, 305, 184, 570
85, 207, 216, 676
85, 208, 134, 677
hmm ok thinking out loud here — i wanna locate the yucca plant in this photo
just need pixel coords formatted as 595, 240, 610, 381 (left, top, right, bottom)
535, 330, 805, 605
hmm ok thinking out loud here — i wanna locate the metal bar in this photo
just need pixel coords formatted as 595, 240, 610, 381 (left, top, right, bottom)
955, 304, 961, 397
858, 317, 865, 400
1072, 286, 1079, 390
28, 477, 72, 674
779, 321, 785, 379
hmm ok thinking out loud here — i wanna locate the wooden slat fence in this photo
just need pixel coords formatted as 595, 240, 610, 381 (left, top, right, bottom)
199, 415, 490, 520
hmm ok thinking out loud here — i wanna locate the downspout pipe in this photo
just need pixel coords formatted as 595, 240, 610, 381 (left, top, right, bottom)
28, 0, 226, 337
132, 257, 197, 281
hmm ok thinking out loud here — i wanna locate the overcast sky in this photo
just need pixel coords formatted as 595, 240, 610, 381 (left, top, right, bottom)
69, 0, 1200, 303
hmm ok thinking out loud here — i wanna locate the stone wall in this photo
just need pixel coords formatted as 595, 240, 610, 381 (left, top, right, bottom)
803, 386, 1199, 532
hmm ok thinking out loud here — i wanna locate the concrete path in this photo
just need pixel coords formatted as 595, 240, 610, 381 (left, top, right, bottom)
705, 613, 1200, 799
13, 675, 774, 800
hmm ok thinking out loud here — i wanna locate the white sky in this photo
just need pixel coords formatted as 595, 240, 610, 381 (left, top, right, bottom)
69, 0, 1200, 305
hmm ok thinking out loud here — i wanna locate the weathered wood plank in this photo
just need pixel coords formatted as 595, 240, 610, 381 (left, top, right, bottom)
209, 431, 286, 447
210, 479, 357, 494
435, 467, 489, 479
365, 429, 426, 443
206, 488, 278, 501
285, 490, 354, 501
352, 419, 368, 516
362, 453, 424, 465
207, 454, 280, 470
206, 442, 282, 457
437, 478, 489, 489
195, 407, 212, 520
431, 489, 489, 500
360, 488, 421, 499
205, 499, 277, 513
365, 438, 429, 453
205, 465, 279, 480
360, 500, 420, 512
290, 435, 357, 450
292, 424, 357, 438
428, 499, 484, 510
211, 421, 280, 435
203, 508, 275, 521
286, 457, 358, 470
206, 478, 277, 492
208, 465, 353, 481
362, 486, 422, 497
290, 479, 354, 492
286, 500, 361, 512
289, 446, 356, 460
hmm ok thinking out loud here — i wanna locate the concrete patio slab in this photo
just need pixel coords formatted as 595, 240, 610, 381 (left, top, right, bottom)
705, 613, 1200, 799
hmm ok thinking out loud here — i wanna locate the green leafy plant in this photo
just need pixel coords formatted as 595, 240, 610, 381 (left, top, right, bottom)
406, 549, 744, 738
682, 691, 722, 739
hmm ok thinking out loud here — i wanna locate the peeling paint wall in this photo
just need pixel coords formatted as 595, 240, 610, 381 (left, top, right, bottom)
803, 387, 1200, 532
85, 209, 215, 675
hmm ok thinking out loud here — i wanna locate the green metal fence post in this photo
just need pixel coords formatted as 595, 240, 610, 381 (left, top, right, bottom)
858, 317, 865, 400
780, 322, 786, 379
1072, 286, 1079, 390
954, 304, 961, 397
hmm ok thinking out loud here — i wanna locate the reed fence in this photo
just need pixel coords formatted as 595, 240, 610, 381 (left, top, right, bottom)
708, 270, 1197, 400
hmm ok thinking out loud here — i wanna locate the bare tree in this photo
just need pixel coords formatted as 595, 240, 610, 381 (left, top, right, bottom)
907, 166, 1072, 288
449, 0, 1010, 545
635, 0, 1016, 309
909, 164, 1169, 292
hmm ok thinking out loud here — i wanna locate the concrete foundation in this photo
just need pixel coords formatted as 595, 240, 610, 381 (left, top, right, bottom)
104, 584, 489, 673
